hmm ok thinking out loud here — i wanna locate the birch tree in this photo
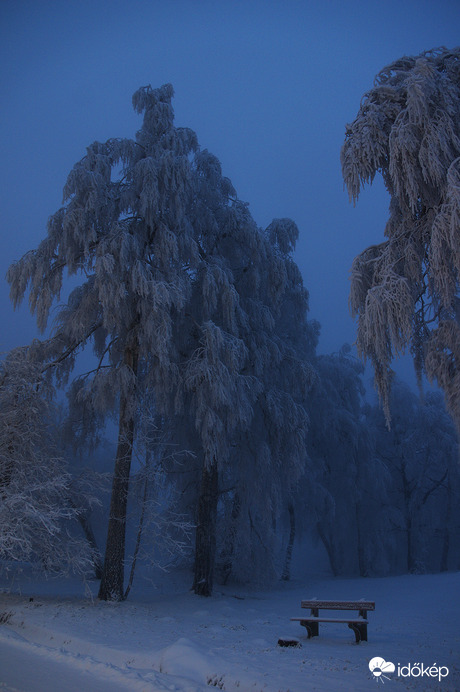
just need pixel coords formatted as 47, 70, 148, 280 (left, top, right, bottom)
171, 153, 315, 593
341, 47, 460, 427
7, 84, 199, 600
7, 83, 315, 599
221, 240, 316, 586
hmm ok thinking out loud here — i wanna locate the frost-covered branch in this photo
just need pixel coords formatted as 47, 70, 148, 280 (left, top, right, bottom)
342, 46, 460, 427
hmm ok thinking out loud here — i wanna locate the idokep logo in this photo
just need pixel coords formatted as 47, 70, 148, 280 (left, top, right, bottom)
369, 657, 450, 684
397, 662, 449, 681
369, 657, 395, 683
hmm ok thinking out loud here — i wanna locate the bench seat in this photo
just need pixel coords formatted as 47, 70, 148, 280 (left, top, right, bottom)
291, 617, 368, 624
291, 612, 371, 643
301, 600, 374, 611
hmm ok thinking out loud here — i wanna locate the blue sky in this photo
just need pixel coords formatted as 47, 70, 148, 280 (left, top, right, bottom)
1, 0, 459, 385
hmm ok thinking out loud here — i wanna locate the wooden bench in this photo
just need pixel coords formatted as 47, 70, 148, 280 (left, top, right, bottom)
291, 599, 375, 643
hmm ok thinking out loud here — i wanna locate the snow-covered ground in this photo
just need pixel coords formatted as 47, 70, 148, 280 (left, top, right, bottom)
0, 570, 459, 691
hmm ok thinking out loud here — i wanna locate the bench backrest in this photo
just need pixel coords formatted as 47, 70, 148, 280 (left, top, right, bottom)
301, 600, 375, 611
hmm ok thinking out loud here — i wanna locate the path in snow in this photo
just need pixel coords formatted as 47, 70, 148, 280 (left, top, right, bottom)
0, 635, 134, 692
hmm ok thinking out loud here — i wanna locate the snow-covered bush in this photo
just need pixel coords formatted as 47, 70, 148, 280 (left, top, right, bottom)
0, 347, 91, 575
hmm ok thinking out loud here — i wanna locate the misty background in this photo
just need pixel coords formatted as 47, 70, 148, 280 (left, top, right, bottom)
1, 0, 459, 388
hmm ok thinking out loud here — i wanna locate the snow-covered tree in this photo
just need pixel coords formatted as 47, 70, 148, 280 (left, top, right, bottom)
167, 154, 316, 592
7, 84, 200, 599
341, 47, 460, 427
7, 84, 315, 598
0, 348, 91, 575
120, 408, 195, 599
305, 346, 384, 576
369, 381, 460, 573
303, 350, 459, 577
221, 251, 316, 586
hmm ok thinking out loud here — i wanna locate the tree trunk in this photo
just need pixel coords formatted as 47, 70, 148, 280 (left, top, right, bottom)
316, 522, 340, 577
406, 515, 415, 573
220, 491, 240, 585
0, 448, 14, 493
281, 502, 295, 581
401, 469, 417, 573
98, 346, 138, 601
72, 503, 103, 579
440, 476, 451, 572
193, 460, 218, 596
355, 502, 367, 577
124, 452, 150, 600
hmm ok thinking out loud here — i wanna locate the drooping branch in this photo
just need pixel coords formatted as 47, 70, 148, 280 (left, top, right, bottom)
342, 46, 460, 427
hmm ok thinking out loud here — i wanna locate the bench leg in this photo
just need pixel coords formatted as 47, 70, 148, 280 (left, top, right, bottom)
348, 622, 367, 643
301, 620, 319, 638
